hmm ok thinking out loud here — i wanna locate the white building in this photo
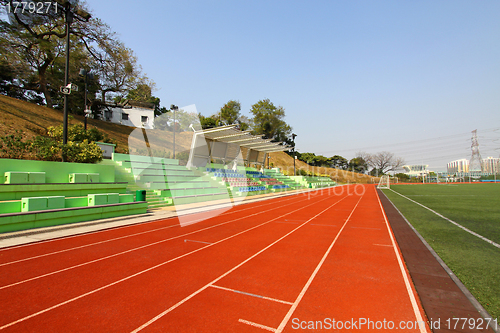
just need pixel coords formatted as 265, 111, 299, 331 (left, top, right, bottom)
402, 165, 429, 177
447, 159, 469, 174
102, 100, 155, 129
482, 157, 500, 174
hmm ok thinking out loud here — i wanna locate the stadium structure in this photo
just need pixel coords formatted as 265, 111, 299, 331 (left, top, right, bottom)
402, 164, 430, 178
0, 125, 336, 233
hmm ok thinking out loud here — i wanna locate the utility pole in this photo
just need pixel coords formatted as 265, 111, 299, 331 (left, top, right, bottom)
170, 105, 178, 159
292, 133, 297, 176
57, 0, 91, 161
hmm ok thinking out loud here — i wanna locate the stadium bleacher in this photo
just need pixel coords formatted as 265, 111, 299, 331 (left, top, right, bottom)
0, 158, 147, 233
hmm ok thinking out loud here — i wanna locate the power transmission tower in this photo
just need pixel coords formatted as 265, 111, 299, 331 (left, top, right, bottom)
469, 129, 483, 175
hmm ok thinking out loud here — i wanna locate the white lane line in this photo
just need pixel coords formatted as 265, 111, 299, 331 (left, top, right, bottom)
373, 244, 393, 247
0, 223, 180, 267
210, 285, 293, 305
389, 189, 500, 249
275, 195, 363, 333
130, 195, 350, 333
0, 192, 336, 330
351, 226, 381, 230
0, 196, 304, 290
184, 239, 212, 245
310, 224, 336, 227
238, 319, 277, 332
0, 194, 300, 264
377, 188, 429, 333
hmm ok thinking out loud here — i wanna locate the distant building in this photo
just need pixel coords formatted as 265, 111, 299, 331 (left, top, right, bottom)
447, 159, 469, 174
482, 157, 500, 174
96, 100, 155, 129
402, 165, 429, 177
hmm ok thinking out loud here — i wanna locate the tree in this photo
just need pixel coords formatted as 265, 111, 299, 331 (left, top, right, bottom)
329, 155, 349, 170
153, 111, 171, 130
199, 114, 217, 129
395, 173, 410, 182
95, 42, 146, 103
299, 152, 317, 165
237, 115, 250, 131
369, 151, 405, 174
349, 156, 368, 173
0, 1, 70, 107
218, 100, 241, 125
121, 82, 167, 116
0, 1, 150, 111
250, 99, 292, 142
176, 108, 200, 132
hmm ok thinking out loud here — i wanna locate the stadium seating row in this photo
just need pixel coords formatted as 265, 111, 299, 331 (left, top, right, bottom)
238, 186, 266, 192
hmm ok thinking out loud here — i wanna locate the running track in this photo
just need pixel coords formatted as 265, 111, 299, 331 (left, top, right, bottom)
0, 185, 429, 332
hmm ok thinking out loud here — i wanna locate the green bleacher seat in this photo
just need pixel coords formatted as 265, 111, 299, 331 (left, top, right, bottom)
88, 193, 120, 206
21, 195, 65, 212
4, 172, 47, 184
28, 172, 46, 183
69, 173, 100, 183
5, 172, 28, 184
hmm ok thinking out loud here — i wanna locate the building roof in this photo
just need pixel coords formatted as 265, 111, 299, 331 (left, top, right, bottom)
122, 100, 156, 109
197, 125, 292, 153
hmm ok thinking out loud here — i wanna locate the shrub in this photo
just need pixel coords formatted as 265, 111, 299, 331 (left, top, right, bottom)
62, 140, 103, 163
31, 136, 60, 161
0, 130, 32, 159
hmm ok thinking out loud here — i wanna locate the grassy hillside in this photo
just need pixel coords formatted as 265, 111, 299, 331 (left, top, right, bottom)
268, 151, 378, 184
0, 94, 192, 154
0, 95, 376, 183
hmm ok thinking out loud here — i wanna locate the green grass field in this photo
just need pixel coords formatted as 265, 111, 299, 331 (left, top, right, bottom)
383, 183, 500, 322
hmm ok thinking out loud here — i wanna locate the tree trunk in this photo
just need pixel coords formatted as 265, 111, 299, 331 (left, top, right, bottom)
38, 57, 53, 108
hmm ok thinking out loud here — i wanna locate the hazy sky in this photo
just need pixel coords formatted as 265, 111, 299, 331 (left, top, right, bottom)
84, 0, 500, 171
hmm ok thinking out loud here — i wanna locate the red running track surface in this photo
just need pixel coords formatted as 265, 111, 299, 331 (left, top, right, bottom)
0, 185, 429, 332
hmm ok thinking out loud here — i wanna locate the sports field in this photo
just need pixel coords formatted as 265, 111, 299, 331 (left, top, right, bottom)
0, 185, 429, 332
383, 183, 500, 322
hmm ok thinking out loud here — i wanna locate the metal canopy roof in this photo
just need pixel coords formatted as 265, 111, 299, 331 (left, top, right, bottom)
198, 125, 292, 153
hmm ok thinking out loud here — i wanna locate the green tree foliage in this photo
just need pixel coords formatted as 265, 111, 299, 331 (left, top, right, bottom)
119, 82, 167, 116
329, 155, 349, 170
153, 112, 171, 130
218, 100, 241, 125
250, 99, 292, 142
0, 0, 151, 111
237, 115, 251, 131
96, 43, 146, 103
395, 173, 410, 182
349, 156, 368, 173
199, 114, 217, 129
176, 108, 200, 132
296, 152, 331, 167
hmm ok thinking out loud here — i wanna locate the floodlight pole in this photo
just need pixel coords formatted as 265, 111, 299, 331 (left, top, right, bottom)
170, 105, 178, 158
292, 133, 297, 176
59, 1, 91, 161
